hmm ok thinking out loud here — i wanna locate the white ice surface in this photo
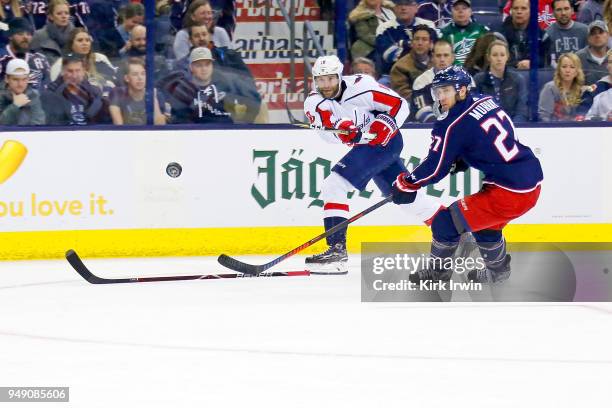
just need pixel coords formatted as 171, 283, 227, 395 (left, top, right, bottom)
1, 255, 611, 408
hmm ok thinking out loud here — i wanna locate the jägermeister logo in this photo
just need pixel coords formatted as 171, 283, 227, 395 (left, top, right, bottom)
251, 149, 483, 209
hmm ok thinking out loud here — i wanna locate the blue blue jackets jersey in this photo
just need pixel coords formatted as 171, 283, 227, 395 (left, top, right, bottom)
408, 94, 543, 192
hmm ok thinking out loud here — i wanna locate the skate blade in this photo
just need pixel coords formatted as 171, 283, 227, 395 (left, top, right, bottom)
307, 261, 348, 275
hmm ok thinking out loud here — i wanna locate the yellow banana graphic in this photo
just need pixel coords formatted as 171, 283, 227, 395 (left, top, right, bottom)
0, 140, 27, 184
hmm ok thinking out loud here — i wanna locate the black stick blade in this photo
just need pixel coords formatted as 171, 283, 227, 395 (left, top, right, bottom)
65, 249, 108, 284
217, 254, 261, 275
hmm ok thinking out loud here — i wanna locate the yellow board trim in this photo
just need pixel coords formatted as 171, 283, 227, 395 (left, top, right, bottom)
1, 224, 611, 260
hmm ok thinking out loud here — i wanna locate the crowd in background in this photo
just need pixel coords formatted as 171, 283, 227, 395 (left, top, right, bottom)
0, 0, 610, 125
0, 0, 261, 126
348, 0, 612, 122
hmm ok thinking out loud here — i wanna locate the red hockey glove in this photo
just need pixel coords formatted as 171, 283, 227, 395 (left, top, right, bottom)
335, 118, 362, 144
394, 172, 420, 193
368, 113, 399, 146
391, 173, 417, 204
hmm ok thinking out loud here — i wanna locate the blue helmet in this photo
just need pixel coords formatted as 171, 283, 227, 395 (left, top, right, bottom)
431, 65, 473, 93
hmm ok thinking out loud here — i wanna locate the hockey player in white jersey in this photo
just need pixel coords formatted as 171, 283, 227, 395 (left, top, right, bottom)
303, 55, 440, 274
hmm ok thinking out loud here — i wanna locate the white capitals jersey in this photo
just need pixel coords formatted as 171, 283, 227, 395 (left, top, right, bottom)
303, 74, 410, 143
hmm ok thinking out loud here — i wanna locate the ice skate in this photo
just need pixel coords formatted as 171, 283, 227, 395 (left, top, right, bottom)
467, 255, 512, 284
305, 243, 348, 275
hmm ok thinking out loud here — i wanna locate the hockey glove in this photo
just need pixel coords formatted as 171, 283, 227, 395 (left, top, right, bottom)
335, 118, 362, 144
391, 172, 419, 204
368, 113, 398, 146
391, 183, 417, 204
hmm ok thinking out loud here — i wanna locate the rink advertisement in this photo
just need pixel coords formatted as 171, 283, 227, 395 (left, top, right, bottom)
0, 127, 610, 258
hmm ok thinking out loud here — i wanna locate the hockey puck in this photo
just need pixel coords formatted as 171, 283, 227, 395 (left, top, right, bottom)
166, 162, 182, 178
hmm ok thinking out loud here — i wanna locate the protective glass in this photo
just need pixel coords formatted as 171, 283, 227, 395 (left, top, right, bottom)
430, 84, 456, 103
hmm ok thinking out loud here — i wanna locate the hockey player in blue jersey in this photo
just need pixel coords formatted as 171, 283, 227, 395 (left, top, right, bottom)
304, 55, 441, 274
392, 65, 543, 284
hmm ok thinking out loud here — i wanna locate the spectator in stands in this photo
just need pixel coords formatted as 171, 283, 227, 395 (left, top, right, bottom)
351, 56, 379, 79
577, 20, 610, 84
41, 53, 106, 125
441, 0, 489, 66
121, 24, 146, 58
50, 28, 117, 91
539, 52, 592, 120
173, 25, 249, 78
88, 0, 127, 59
28, 0, 52, 30
0, 0, 25, 48
474, 39, 529, 121
172, 24, 212, 71
117, 3, 145, 44
500, 0, 546, 69
410, 39, 456, 122
154, 0, 175, 58
69, 0, 93, 29
28, 0, 93, 29
390, 24, 435, 101
375, 0, 437, 76
170, 0, 236, 40
0, 18, 51, 91
0, 58, 45, 125
170, 24, 261, 122
577, 0, 604, 24
543, 0, 588, 67
109, 58, 167, 125
585, 87, 612, 119
173, 0, 232, 60
159, 47, 233, 123
31, 0, 76, 66
463, 32, 505, 76
348, 0, 396, 61
591, 48, 612, 92
605, 0, 612, 47
417, 0, 452, 28
121, 24, 170, 80
214, 0, 238, 40
170, 0, 187, 31
580, 48, 612, 105
502, 0, 558, 30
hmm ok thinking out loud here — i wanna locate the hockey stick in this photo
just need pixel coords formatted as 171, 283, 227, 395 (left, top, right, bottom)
65, 249, 310, 284
286, 100, 376, 143
292, 122, 377, 144
218, 195, 393, 274
285, 99, 302, 125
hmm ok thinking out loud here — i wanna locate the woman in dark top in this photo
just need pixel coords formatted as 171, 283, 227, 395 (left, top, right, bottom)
474, 39, 529, 122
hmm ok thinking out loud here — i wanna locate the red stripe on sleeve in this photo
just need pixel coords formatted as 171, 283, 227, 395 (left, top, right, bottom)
316, 108, 334, 128
323, 203, 350, 212
372, 91, 401, 117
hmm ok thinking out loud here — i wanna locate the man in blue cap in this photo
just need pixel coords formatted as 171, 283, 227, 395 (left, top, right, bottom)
0, 17, 50, 91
